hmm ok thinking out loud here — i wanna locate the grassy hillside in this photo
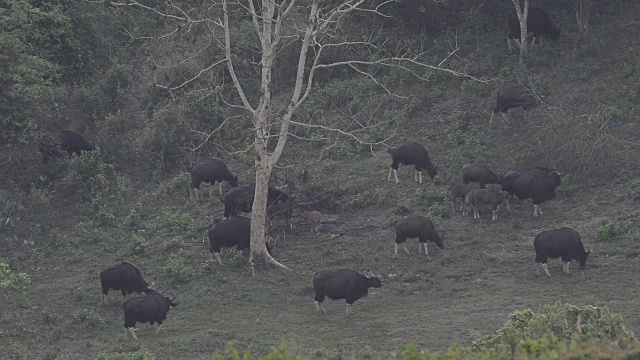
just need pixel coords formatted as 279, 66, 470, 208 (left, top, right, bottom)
2, 2, 640, 359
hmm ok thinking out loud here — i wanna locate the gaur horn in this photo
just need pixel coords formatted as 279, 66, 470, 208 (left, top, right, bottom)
363, 269, 372, 278
161, 292, 176, 301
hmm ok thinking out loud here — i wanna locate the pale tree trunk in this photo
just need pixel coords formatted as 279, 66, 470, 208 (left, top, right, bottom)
575, 0, 590, 34
511, 0, 529, 64
246, 0, 290, 271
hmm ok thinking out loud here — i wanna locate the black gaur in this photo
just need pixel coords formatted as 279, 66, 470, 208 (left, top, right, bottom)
393, 215, 444, 256
99, 262, 155, 304
39, 129, 94, 163
223, 183, 290, 218
189, 159, 238, 199
266, 199, 296, 230
508, 7, 560, 50
123, 292, 177, 339
534, 227, 590, 277
489, 86, 536, 127
312, 269, 382, 315
500, 168, 562, 217
207, 216, 272, 265
387, 142, 437, 184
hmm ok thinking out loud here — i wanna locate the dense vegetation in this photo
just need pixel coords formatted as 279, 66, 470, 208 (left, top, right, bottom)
1, 0, 640, 358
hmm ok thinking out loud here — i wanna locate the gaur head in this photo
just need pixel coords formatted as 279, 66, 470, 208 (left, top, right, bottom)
162, 292, 177, 307
425, 160, 438, 180
578, 249, 590, 268
363, 269, 383, 288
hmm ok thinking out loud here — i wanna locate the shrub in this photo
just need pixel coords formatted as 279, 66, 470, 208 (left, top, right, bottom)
71, 309, 106, 330
347, 187, 391, 209
0, 262, 31, 290
471, 302, 635, 354
596, 217, 631, 241
164, 254, 193, 284
41, 308, 61, 325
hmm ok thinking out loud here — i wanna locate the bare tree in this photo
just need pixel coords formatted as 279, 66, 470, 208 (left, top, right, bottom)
101, 0, 484, 272
511, 0, 530, 64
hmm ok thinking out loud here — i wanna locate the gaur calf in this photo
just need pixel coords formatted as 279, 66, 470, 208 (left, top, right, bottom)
450, 184, 476, 213
464, 189, 506, 221
462, 164, 500, 189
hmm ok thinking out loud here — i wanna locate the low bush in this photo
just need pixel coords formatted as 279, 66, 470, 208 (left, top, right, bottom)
471, 302, 635, 354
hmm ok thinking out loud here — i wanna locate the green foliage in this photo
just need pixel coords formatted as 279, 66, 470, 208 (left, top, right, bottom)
0, 189, 22, 230
96, 350, 156, 360
63, 149, 130, 223
471, 302, 635, 353
0, 0, 71, 144
556, 174, 578, 198
428, 203, 451, 220
164, 254, 193, 284
596, 217, 631, 241
71, 308, 106, 330
0, 262, 30, 290
8, 342, 25, 360
41, 308, 61, 325
347, 187, 391, 209
414, 187, 449, 204
126, 234, 148, 256
518, 336, 560, 357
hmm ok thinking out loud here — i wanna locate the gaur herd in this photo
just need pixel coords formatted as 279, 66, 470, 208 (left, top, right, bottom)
41, 7, 588, 339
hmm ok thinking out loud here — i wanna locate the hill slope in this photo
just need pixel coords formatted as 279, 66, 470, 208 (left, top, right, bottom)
1, 2, 640, 359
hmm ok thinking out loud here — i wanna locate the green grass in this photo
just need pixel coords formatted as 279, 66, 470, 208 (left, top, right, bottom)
2, 154, 640, 359
3, 2, 640, 359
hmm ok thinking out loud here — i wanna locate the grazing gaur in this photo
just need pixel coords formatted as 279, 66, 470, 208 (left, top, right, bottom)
40, 129, 94, 163
266, 198, 296, 229
393, 215, 444, 256
302, 210, 322, 234
465, 189, 506, 221
223, 183, 290, 218
534, 227, 590, 277
508, 7, 560, 50
312, 269, 382, 315
490, 86, 537, 127
387, 142, 437, 184
462, 164, 501, 189
100, 262, 155, 304
123, 292, 176, 339
207, 216, 272, 265
462, 189, 477, 216
450, 184, 476, 213
500, 168, 562, 217
189, 159, 238, 199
